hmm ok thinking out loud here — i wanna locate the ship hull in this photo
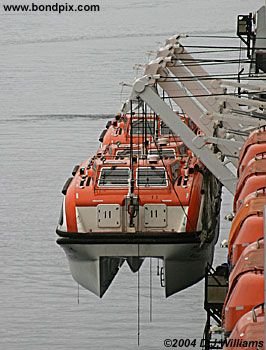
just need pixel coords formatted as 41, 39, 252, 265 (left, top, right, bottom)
57, 223, 219, 297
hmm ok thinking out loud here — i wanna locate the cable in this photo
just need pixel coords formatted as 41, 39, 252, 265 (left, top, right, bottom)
169, 60, 252, 67
183, 45, 266, 50
172, 57, 251, 63
179, 48, 244, 55
158, 76, 266, 82
149, 258, 152, 323
137, 99, 141, 231
161, 90, 266, 100
137, 243, 140, 347
187, 34, 266, 40
130, 101, 133, 185
187, 34, 239, 39
159, 72, 254, 80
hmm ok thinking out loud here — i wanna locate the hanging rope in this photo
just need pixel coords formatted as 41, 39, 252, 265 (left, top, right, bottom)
137, 98, 141, 231
137, 243, 140, 347
149, 258, 153, 323
130, 100, 134, 195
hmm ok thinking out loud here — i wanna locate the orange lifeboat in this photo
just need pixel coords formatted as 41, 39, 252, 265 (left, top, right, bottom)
57, 153, 222, 297
228, 192, 266, 266
237, 126, 266, 176
233, 154, 266, 212
224, 304, 264, 350
100, 114, 196, 147
229, 216, 264, 267
229, 239, 264, 285
57, 110, 222, 297
222, 270, 264, 334
63, 156, 205, 233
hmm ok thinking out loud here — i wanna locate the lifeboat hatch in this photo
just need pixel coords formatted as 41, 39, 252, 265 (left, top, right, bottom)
97, 204, 121, 228
144, 204, 167, 227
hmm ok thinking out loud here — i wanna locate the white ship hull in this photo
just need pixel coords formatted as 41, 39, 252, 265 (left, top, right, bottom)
57, 225, 218, 297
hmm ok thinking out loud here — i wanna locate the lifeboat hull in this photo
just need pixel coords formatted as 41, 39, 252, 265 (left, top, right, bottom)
57, 226, 219, 298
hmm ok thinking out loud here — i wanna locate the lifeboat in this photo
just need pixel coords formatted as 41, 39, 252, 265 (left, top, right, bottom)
227, 191, 266, 266
100, 113, 198, 147
56, 112, 222, 297
233, 154, 266, 212
237, 126, 266, 177
223, 304, 264, 350
229, 239, 264, 286
222, 270, 264, 334
61, 156, 205, 233
229, 216, 264, 267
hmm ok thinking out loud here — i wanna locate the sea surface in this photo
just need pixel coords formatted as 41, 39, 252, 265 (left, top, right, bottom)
0, 1, 264, 349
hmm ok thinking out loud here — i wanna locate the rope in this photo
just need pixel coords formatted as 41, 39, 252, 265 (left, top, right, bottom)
137, 243, 140, 347
149, 258, 153, 323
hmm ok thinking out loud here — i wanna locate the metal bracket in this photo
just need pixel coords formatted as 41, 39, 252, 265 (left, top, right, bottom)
194, 136, 242, 158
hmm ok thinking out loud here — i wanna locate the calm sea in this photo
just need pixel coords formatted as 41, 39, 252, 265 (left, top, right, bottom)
0, 1, 263, 349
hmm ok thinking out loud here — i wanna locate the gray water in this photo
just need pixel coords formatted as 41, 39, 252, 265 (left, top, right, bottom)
0, 1, 264, 349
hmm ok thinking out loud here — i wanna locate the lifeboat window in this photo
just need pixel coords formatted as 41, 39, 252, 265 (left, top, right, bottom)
131, 119, 155, 135
148, 149, 175, 159
137, 167, 167, 187
98, 167, 129, 187
160, 121, 174, 135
